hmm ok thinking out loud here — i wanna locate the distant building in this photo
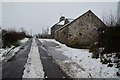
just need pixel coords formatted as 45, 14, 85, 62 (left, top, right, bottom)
51, 10, 106, 48
118, 1, 120, 23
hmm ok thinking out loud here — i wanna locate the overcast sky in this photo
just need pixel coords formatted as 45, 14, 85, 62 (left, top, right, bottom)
1, 2, 118, 34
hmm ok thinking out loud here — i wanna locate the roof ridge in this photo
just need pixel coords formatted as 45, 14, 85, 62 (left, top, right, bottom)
55, 10, 93, 32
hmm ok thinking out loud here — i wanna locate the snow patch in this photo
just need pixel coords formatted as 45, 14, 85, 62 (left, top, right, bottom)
0, 46, 20, 62
57, 20, 65, 25
39, 39, 119, 78
40, 45, 47, 52
0, 37, 28, 62
22, 38, 44, 78
20, 38, 28, 43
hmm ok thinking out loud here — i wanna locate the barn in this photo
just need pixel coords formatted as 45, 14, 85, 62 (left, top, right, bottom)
52, 10, 106, 48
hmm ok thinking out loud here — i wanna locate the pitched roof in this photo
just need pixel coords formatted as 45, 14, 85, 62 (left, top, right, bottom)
57, 20, 65, 25
51, 18, 73, 29
55, 10, 106, 32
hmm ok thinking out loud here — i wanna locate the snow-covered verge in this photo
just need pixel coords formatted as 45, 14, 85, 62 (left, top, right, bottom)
22, 38, 44, 78
0, 47, 13, 61
19, 38, 29, 44
0, 38, 28, 62
39, 39, 119, 78
0, 46, 20, 62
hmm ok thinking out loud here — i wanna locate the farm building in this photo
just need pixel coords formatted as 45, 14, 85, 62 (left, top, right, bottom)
52, 10, 106, 48
51, 16, 73, 38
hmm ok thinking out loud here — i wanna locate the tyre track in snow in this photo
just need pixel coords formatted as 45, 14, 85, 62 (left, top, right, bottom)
36, 39, 68, 78
2, 39, 32, 79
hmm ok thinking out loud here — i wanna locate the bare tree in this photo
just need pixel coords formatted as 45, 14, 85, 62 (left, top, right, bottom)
102, 10, 117, 27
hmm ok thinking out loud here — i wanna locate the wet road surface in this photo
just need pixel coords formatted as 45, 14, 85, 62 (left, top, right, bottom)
36, 39, 68, 78
2, 38, 68, 79
2, 39, 32, 79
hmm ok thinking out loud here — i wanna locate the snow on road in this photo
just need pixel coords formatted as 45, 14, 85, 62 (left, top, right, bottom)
22, 38, 44, 78
40, 39, 119, 78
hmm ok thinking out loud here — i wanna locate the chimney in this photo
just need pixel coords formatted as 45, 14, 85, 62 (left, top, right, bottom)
65, 19, 69, 24
59, 16, 65, 22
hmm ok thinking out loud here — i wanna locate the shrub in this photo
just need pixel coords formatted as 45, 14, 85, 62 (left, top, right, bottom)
98, 24, 120, 53
90, 23, 120, 72
2, 28, 31, 48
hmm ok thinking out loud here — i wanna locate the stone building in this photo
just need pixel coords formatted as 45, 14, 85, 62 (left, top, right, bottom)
53, 10, 106, 48
51, 16, 73, 38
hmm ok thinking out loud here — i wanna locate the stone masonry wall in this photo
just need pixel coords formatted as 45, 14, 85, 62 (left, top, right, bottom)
67, 11, 106, 46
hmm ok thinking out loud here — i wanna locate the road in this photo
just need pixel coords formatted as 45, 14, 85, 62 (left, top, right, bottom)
2, 39, 32, 79
2, 38, 68, 79
36, 39, 68, 78
2, 38, 119, 79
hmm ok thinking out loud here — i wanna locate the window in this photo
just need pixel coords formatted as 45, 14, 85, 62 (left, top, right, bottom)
64, 31, 66, 35
82, 28, 85, 31
69, 34, 72, 38
87, 14, 89, 16
79, 33, 82, 35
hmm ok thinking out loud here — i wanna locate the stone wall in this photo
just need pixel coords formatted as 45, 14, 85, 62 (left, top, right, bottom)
55, 26, 68, 44
67, 11, 105, 47
51, 25, 63, 38
55, 10, 106, 48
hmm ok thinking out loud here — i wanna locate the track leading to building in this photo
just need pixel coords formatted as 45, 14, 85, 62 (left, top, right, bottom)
36, 39, 68, 78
